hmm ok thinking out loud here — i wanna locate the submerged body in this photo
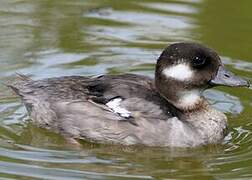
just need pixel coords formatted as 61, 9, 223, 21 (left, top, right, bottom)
10, 43, 249, 147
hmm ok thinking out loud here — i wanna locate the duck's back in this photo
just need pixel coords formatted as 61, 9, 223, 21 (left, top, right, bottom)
11, 74, 179, 145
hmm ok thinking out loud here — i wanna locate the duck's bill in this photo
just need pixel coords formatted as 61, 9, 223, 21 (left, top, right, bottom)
209, 66, 250, 87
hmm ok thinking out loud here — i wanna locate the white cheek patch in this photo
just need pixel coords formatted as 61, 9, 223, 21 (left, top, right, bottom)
106, 98, 131, 118
162, 64, 193, 81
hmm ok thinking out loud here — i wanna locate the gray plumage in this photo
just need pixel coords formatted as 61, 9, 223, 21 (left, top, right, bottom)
8, 43, 249, 147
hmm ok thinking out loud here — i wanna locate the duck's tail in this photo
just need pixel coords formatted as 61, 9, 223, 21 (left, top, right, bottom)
4, 73, 32, 97
14, 72, 32, 82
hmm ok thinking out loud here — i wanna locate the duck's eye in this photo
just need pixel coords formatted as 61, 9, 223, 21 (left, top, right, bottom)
192, 56, 206, 67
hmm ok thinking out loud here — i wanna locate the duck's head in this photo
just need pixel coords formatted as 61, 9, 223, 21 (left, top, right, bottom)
155, 42, 250, 111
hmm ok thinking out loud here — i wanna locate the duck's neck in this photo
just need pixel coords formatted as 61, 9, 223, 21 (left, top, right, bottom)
160, 89, 207, 112
176, 90, 205, 111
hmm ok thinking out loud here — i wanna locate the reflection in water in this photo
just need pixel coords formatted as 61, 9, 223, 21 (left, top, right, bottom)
199, 0, 252, 60
0, 0, 252, 179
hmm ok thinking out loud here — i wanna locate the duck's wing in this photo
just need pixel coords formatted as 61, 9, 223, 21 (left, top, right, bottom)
84, 74, 177, 121
10, 74, 176, 126
8, 74, 180, 143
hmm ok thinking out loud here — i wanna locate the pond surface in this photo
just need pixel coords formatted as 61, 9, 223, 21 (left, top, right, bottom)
0, 0, 252, 179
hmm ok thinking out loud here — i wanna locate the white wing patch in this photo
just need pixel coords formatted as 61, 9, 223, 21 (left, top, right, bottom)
162, 64, 193, 81
106, 98, 131, 118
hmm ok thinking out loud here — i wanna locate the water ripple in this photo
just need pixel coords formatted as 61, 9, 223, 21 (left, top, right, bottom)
0, 0, 252, 179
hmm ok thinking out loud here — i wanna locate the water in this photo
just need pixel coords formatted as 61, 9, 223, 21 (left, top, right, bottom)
0, 0, 252, 179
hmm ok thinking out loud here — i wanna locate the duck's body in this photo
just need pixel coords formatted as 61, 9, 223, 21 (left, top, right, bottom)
12, 74, 226, 147
10, 43, 249, 147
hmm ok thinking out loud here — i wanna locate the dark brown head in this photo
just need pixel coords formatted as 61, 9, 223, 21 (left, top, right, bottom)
155, 42, 249, 111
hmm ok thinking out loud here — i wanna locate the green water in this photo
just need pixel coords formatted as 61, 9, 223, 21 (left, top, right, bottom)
0, 0, 252, 179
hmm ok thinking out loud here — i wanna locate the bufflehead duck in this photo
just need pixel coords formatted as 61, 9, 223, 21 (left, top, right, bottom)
9, 43, 249, 147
